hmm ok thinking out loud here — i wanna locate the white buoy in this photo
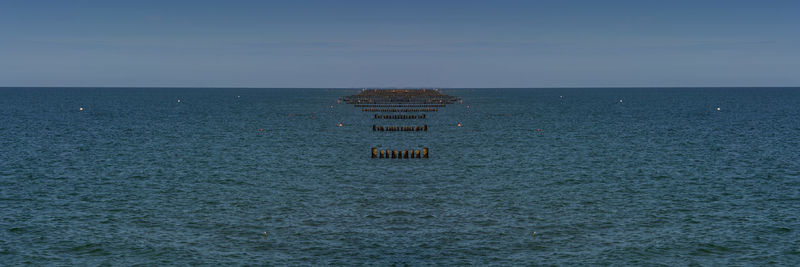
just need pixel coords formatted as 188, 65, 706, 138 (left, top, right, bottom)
79, 107, 84, 111
177, 99, 181, 103
717, 107, 721, 111
619, 99, 623, 103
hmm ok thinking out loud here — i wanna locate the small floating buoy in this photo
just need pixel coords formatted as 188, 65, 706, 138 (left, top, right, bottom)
263, 231, 268, 238
532, 231, 536, 238
337, 122, 343, 127
457, 122, 463, 127
237, 95, 240, 98
177, 99, 181, 103
259, 128, 264, 132
717, 107, 721, 111
619, 99, 623, 103
466, 105, 470, 108
537, 128, 541, 132
79, 107, 84, 111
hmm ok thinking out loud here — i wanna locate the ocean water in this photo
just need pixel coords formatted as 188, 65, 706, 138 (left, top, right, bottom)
1, 87, 799, 265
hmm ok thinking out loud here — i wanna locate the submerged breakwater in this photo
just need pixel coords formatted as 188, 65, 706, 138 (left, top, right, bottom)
340, 89, 461, 159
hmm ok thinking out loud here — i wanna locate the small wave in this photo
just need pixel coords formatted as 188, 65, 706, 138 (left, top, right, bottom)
380, 210, 418, 216
69, 243, 111, 256
690, 243, 732, 256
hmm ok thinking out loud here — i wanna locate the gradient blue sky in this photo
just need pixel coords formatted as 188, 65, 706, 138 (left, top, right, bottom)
1, 0, 798, 87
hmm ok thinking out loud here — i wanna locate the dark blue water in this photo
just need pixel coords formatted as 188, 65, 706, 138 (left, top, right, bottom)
1, 88, 799, 265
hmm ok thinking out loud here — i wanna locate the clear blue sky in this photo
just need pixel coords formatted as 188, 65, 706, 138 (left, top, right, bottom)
1, 0, 798, 87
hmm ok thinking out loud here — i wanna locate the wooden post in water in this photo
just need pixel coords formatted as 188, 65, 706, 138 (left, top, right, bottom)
344, 89, 459, 160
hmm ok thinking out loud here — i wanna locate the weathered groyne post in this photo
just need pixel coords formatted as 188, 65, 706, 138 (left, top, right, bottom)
339, 89, 460, 159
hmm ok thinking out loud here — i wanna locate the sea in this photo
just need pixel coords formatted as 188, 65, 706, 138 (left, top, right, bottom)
1, 87, 798, 265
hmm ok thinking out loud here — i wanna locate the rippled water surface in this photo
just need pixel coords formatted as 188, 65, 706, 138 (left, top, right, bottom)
1, 87, 799, 265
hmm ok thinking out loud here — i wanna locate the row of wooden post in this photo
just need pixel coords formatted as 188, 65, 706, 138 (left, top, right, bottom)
372, 147, 429, 158
374, 114, 425, 119
362, 108, 438, 112
354, 104, 446, 107
373, 125, 427, 131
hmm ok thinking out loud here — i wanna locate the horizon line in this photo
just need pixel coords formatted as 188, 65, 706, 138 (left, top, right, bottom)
1, 86, 799, 89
